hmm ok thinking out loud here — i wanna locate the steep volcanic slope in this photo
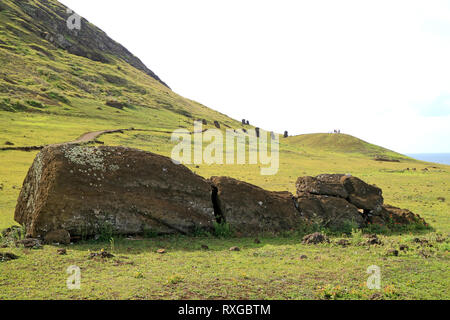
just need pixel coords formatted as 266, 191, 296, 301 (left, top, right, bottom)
0, 0, 167, 86
0, 0, 241, 133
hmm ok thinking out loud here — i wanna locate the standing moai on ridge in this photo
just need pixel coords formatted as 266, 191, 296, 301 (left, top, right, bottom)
255, 127, 260, 138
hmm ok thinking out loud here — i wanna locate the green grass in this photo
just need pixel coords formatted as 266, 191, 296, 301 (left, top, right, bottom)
285, 133, 407, 159
1, 234, 448, 300
0, 0, 449, 300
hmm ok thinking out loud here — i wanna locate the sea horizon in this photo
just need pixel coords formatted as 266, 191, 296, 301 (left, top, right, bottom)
406, 153, 450, 165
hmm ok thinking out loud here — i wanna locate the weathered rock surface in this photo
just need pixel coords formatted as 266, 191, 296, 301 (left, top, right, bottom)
210, 176, 302, 234
44, 229, 71, 245
341, 176, 383, 211
296, 174, 348, 198
295, 193, 365, 230
296, 174, 383, 212
369, 204, 426, 227
295, 174, 425, 229
15, 145, 215, 238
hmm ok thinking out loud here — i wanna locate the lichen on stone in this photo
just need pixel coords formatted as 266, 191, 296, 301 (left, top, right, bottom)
109, 164, 120, 171
63, 146, 106, 171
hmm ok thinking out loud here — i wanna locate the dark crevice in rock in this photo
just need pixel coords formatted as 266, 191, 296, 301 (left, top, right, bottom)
211, 185, 225, 224
292, 196, 301, 215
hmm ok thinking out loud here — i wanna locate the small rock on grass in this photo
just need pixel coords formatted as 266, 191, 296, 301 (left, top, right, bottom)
156, 249, 166, 254
336, 239, 350, 247
201, 245, 209, 250
418, 249, 432, 259
57, 248, 67, 255
399, 244, 409, 251
88, 250, 114, 259
254, 238, 261, 244
299, 255, 308, 260
386, 249, 399, 257
0, 252, 19, 262
229, 246, 240, 251
17, 238, 42, 249
369, 292, 383, 300
302, 232, 329, 244
365, 234, 382, 246
413, 238, 431, 246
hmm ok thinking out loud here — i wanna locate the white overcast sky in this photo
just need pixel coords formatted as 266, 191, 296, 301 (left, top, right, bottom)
60, 0, 450, 153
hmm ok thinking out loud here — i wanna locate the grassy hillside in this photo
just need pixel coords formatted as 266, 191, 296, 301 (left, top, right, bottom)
286, 133, 408, 160
0, 0, 448, 300
0, 0, 244, 149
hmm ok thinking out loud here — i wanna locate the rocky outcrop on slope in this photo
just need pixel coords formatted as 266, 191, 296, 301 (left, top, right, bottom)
1, 0, 168, 87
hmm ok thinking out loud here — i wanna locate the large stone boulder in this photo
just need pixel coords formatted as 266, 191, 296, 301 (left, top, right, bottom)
296, 174, 383, 212
369, 204, 427, 227
295, 193, 365, 230
341, 176, 383, 211
210, 176, 302, 234
296, 174, 348, 198
15, 145, 215, 238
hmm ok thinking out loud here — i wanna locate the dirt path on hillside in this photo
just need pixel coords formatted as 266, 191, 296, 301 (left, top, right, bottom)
61, 129, 129, 145
0, 127, 212, 152
0, 128, 133, 151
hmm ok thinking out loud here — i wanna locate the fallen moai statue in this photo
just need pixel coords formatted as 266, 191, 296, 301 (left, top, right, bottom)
14, 146, 427, 240
15, 145, 216, 238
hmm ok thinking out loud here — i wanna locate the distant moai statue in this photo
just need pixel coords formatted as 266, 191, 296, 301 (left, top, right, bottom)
214, 121, 220, 129
202, 119, 207, 125
284, 131, 288, 138
242, 119, 246, 125
255, 127, 260, 138
246, 120, 250, 125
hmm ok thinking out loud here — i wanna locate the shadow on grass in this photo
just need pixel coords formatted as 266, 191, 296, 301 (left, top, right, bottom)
59, 224, 436, 256
62, 235, 295, 255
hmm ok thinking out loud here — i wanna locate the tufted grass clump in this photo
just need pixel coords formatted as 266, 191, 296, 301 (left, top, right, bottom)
350, 228, 364, 246
213, 221, 234, 238
97, 222, 114, 242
